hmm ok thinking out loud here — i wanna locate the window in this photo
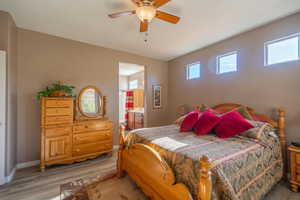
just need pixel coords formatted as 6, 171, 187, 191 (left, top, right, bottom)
264, 33, 300, 66
129, 79, 138, 89
217, 52, 238, 74
186, 62, 200, 80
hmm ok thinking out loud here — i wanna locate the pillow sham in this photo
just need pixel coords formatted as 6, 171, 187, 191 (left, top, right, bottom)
180, 110, 200, 132
235, 106, 253, 120
193, 110, 221, 136
199, 104, 210, 112
199, 104, 224, 115
173, 114, 187, 126
240, 120, 275, 140
202, 105, 253, 119
215, 110, 254, 138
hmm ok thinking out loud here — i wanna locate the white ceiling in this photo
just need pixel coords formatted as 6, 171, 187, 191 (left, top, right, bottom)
119, 62, 144, 76
1, 0, 300, 61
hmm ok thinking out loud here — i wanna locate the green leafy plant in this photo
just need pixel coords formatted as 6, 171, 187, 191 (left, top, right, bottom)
37, 82, 76, 100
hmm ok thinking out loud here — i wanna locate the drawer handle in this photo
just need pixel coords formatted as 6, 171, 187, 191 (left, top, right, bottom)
76, 149, 80, 152
85, 125, 89, 128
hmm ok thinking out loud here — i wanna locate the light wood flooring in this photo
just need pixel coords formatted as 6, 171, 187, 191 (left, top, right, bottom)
0, 151, 299, 200
0, 153, 116, 200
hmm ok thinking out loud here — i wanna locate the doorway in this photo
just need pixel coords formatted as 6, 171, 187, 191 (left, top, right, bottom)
0, 51, 6, 185
119, 62, 145, 131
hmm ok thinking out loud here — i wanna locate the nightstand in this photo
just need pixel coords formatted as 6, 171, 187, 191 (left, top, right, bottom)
288, 145, 300, 192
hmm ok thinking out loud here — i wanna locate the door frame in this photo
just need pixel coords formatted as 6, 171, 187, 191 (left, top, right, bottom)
118, 62, 147, 128
0, 50, 6, 185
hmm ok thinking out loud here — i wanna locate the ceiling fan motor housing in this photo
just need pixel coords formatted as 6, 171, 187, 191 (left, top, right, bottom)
140, 0, 154, 6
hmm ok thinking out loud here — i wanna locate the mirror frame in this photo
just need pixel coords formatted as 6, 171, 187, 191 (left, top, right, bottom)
77, 85, 105, 119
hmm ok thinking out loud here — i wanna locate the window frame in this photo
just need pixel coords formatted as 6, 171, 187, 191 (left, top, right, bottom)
264, 32, 300, 66
186, 62, 201, 80
216, 51, 238, 74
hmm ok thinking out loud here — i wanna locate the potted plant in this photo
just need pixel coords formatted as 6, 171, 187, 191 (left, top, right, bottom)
37, 82, 76, 99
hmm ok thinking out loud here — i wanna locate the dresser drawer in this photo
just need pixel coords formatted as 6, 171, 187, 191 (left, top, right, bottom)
73, 131, 112, 145
46, 99, 73, 108
45, 126, 72, 137
135, 112, 143, 118
296, 154, 300, 165
45, 107, 73, 116
297, 175, 300, 182
73, 141, 112, 156
135, 122, 144, 129
45, 115, 73, 125
73, 122, 112, 133
135, 115, 143, 123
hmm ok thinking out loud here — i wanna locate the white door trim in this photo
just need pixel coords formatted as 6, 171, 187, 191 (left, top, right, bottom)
0, 51, 6, 185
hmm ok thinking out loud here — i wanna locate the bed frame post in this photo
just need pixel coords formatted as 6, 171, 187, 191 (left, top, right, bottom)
278, 109, 287, 178
198, 156, 212, 200
117, 124, 126, 178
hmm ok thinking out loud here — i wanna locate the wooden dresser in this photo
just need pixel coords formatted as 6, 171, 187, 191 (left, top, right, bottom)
40, 97, 112, 171
288, 145, 300, 192
128, 111, 144, 130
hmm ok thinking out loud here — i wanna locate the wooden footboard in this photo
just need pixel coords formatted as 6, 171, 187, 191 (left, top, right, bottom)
117, 125, 212, 200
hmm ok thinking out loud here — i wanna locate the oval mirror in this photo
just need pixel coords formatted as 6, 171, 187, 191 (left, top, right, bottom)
78, 86, 103, 118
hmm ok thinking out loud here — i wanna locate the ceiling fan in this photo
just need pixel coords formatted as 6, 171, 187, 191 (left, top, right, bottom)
108, 0, 180, 32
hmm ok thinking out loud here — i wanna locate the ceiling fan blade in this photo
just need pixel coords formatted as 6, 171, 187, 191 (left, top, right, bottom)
132, 0, 141, 6
153, 0, 171, 8
140, 21, 148, 32
156, 11, 180, 24
108, 10, 136, 18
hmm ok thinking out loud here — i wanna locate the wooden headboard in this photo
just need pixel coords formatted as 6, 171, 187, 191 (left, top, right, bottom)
196, 102, 287, 176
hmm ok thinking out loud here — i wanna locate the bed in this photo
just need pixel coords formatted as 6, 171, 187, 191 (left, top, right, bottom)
117, 103, 287, 200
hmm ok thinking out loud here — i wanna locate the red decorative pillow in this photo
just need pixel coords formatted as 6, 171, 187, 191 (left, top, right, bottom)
180, 110, 200, 132
194, 110, 221, 136
215, 110, 254, 138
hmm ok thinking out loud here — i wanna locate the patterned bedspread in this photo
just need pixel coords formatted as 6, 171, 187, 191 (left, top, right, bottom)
125, 125, 283, 200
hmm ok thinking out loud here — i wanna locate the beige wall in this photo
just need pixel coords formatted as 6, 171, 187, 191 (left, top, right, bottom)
0, 11, 18, 176
17, 28, 168, 163
168, 12, 300, 142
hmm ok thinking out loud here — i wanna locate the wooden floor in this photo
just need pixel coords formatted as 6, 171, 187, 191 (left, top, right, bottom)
0, 153, 117, 200
0, 151, 299, 200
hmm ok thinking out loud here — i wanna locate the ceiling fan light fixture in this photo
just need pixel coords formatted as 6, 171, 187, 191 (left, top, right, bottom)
136, 6, 156, 22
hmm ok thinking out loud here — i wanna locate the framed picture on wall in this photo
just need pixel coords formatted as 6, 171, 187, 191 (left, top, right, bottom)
152, 85, 162, 109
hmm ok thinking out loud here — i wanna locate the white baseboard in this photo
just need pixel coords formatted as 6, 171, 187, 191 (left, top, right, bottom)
5, 160, 38, 183
16, 160, 40, 169
113, 145, 119, 150
5, 167, 16, 183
